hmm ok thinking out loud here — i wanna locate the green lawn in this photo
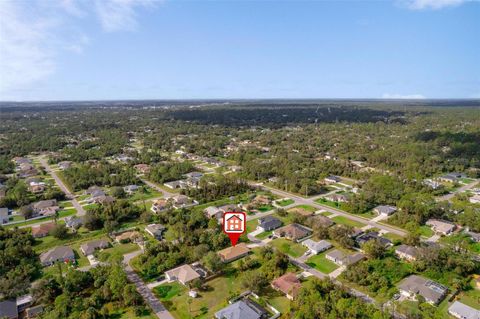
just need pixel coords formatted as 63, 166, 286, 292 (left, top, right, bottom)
255, 230, 273, 240
97, 243, 140, 261
419, 225, 434, 238
331, 216, 366, 228
127, 187, 162, 202
383, 232, 404, 242
291, 204, 316, 212
457, 278, 480, 310
34, 228, 108, 252
440, 233, 480, 253
276, 199, 295, 207
356, 211, 376, 219
270, 238, 307, 258
306, 250, 339, 274
315, 198, 343, 209
154, 269, 242, 319
246, 219, 258, 233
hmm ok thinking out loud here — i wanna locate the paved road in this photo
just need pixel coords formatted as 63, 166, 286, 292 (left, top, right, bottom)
257, 183, 407, 237
40, 157, 86, 216
123, 251, 174, 319
141, 178, 176, 198
436, 180, 479, 202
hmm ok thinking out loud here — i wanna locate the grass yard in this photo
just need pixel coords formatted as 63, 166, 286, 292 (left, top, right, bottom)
98, 243, 140, 261
356, 211, 376, 219
255, 230, 273, 240
270, 238, 307, 258
276, 199, 295, 207
292, 204, 316, 212
331, 216, 366, 228
154, 269, 243, 319
246, 219, 258, 233
306, 250, 339, 274
418, 225, 434, 238
440, 233, 480, 254
457, 278, 480, 310
127, 187, 162, 202
383, 232, 404, 242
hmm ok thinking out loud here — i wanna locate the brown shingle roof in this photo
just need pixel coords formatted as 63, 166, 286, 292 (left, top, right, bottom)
217, 243, 250, 262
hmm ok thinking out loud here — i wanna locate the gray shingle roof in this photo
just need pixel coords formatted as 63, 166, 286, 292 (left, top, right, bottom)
215, 300, 266, 319
0, 300, 17, 319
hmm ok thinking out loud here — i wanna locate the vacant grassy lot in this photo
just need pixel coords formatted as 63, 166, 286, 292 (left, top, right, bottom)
270, 238, 307, 258
276, 198, 295, 207
306, 250, 339, 274
331, 216, 366, 228
154, 269, 242, 319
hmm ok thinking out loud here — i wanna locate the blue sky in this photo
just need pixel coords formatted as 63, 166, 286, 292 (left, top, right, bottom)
0, 0, 479, 101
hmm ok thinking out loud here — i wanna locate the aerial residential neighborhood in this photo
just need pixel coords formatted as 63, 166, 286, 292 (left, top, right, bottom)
1, 100, 479, 319
1, 1, 480, 319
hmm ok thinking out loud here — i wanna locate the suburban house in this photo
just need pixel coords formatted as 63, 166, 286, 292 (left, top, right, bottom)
165, 264, 201, 285
134, 164, 151, 174
31, 222, 56, 238
302, 239, 332, 255
58, 161, 72, 170
397, 275, 447, 305
145, 224, 166, 240
350, 228, 364, 239
184, 171, 203, 179
39, 246, 75, 266
395, 244, 420, 262
171, 195, 197, 209
0, 207, 9, 224
29, 184, 45, 194
271, 272, 302, 300
214, 299, 268, 319
257, 215, 282, 232
448, 301, 480, 319
32, 200, 59, 216
123, 185, 139, 195
373, 205, 397, 217
426, 219, 456, 235
65, 216, 83, 230
204, 206, 224, 220
310, 215, 334, 228
218, 204, 243, 214
218, 243, 250, 263
326, 249, 366, 266
469, 194, 480, 204
273, 224, 312, 242
85, 186, 105, 197
92, 195, 115, 206
424, 179, 442, 190
438, 173, 465, 183
325, 193, 350, 203
324, 175, 341, 184
466, 231, 480, 243
0, 300, 18, 319
151, 199, 170, 213
164, 180, 184, 189
80, 239, 110, 256
115, 231, 142, 243
355, 232, 393, 248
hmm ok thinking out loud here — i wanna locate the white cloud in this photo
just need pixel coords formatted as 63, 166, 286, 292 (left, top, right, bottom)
382, 93, 426, 99
0, 0, 157, 99
94, 0, 157, 32
0, 1, 57, 97
402, 0, 468, 10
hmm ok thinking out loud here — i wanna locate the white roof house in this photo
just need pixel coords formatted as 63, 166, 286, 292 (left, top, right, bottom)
302, 239, 332, 254
448, 301, 480, 319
